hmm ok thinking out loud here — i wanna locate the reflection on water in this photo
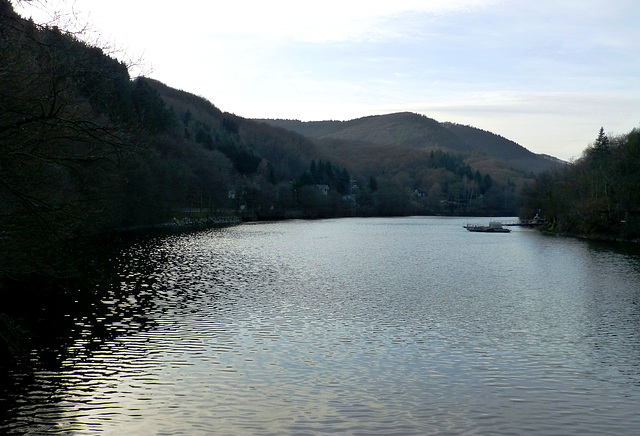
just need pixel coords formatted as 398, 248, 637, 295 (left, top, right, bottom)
2, 217, 640, 435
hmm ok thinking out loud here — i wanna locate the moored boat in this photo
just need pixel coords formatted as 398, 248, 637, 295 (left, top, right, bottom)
463, 221, 511, 233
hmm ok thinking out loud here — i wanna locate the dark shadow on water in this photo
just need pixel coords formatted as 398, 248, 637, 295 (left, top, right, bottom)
0, 232, 166, 432
585, 239, 640, 274
586, 238, 640, 256
1, 225, 235, 432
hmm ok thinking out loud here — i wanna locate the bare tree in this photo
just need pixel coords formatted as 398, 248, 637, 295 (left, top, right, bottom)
1, 1, 140, 278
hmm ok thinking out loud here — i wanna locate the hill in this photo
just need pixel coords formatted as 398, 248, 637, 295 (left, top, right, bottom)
259, 113, 564, 174
442, 122, 565, 173
262, 113, 470, 152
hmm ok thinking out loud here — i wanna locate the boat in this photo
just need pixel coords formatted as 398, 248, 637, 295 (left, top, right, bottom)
463, 221, 511, 233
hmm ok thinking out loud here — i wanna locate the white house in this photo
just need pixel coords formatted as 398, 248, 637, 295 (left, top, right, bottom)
315, 184, 330, 195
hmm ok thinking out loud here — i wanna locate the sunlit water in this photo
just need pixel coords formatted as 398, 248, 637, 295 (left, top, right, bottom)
2, 217, 640, 435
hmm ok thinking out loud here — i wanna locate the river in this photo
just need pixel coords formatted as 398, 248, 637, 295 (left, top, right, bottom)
2, 217, 640, 435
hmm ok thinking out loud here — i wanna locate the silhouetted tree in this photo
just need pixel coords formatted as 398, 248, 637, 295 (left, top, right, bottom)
368, 176, 379, 192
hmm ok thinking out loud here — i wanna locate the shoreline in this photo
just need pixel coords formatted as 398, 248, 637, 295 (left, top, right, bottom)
539, 228, 640, 245
105, 215, 243, 236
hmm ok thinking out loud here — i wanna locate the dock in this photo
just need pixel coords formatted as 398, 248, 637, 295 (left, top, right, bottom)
502, 218, 546, 227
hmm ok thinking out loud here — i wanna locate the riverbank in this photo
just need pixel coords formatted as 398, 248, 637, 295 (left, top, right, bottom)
538, 226, 640, 244
107, 215, 243, 235
552, 232, 640, 244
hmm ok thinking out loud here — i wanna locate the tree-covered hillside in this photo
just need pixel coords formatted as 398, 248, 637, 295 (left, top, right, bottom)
520, 127, 640, 240
1, 1, 165, 277
259, 113, 563, 174
262, 113, 469, 152
1, 0, 543, 282
442, 122, 565, 173
148, 81, 523, 219
259, 113, 568, 217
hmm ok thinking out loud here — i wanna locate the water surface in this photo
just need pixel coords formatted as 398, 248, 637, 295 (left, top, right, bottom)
2, 217, 640, 434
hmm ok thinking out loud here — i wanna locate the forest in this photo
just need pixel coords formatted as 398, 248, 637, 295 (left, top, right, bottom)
519, 127, 640, 241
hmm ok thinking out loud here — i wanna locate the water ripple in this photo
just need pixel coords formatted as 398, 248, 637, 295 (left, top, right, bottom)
3, 218, 640, 434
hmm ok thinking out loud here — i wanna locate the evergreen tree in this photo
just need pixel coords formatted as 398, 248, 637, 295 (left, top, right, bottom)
368, 176, 379, 192
594, 127, 610, 152
309, 160, 318, 182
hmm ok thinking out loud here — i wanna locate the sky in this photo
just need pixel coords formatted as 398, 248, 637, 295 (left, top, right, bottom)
15, 0, 640, 161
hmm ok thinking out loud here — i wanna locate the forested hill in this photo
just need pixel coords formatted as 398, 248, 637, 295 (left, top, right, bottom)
1, 0, 545, 281
442, 123, 565, 173
259, 113, 564, 174
0, 1, 315, 279
145, 81, 533, 218
260, 113, 468, 152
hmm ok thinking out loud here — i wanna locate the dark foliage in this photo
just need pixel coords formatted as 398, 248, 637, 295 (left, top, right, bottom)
519, 127, 640, 240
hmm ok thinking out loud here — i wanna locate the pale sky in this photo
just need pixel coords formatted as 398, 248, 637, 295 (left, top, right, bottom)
15, 0, 640, 161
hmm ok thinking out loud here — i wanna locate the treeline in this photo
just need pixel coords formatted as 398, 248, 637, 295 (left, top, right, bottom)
310, 137, 521, 217
158, 82, 521, 220
520, 127, 640, 240
407, 149, 519, 216
295, 160, 351, 193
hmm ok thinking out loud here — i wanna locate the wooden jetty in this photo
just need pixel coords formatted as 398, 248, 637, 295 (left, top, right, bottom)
502, 218, 546, 227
